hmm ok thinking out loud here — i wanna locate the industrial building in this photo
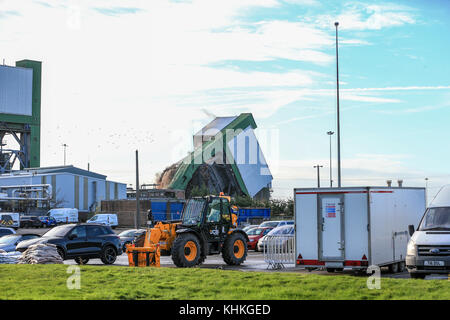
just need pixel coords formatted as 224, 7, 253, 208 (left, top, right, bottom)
0, 60, 128, 216
0, 165, 127, 213
156, 113, 273, 200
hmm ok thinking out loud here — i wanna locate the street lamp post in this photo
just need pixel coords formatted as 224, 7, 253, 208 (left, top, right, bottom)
62, 144, 68, 165
314, 165, 323, 188
327, 131, 334, 187
135, 150, 140, 229
335, 21, 342, 188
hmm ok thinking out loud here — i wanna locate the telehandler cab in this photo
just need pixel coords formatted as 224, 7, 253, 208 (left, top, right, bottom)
126, 194, 249, 267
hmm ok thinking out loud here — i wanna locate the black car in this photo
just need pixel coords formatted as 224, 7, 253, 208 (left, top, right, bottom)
20, 216, 44, 228
16, 223, 122, 265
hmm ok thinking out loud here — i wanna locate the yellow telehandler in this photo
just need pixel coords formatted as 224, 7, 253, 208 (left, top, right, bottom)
126, 193, 248, 267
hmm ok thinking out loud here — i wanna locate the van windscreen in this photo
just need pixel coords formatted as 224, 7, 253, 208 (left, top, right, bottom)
419, 207, 450, 231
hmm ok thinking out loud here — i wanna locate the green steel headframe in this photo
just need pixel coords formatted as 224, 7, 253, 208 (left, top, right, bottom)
0, 60, 41, 172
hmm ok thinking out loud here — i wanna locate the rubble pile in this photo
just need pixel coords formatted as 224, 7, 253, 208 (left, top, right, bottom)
18, 243, 63, 264
0, 250, 21, 264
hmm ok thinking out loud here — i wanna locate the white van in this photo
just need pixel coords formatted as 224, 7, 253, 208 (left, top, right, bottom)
48, 208, 79, 224
406, 185, 450, 279
87, 213, 118, 229
0, 212, 20, 229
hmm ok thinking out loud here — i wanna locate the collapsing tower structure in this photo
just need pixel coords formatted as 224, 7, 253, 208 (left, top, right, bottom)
156, 113, 273, 201
0, 60, 41, 173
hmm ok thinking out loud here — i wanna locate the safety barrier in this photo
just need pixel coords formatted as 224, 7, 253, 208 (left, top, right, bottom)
263, 235, 296, 269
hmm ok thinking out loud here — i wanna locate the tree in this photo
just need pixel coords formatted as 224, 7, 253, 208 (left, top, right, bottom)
190, 184, 209, 197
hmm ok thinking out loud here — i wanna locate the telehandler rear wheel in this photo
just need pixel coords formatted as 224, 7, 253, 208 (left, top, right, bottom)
222, 232, 247, 265
171, 233, 201, 267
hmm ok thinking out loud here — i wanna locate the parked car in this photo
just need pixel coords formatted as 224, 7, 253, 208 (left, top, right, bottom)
38, 216, 57, 228
242, 225, 259, 233
48, 208, 79, 224
259, 220, 294, 229
257, 225, 294, 252
406, 184, 450, 279
246, 227, 273, 251
118, 229, 146, 252
0, 212, 20, 230
0, 234, 40, 252
20, 216, 44, 228
0, 227, 16, 237
87, 213, 118, 229
16, 223, 122, 265
26, 208, 48, 217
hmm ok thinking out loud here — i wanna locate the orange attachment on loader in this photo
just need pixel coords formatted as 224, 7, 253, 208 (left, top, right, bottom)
126, 221, 179, 267
126, 244, 161, 267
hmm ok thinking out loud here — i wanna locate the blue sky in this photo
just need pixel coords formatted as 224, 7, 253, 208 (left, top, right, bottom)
0, 0, 449, 201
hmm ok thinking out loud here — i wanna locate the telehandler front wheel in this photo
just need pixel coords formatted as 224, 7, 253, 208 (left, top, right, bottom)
222, 232, 248, 265
171, 233, 201, 267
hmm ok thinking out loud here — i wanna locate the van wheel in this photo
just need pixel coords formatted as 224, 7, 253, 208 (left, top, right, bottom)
101, 246, 117, 265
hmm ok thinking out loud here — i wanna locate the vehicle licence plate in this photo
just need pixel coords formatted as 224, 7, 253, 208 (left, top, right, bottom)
424, 261, 444, 267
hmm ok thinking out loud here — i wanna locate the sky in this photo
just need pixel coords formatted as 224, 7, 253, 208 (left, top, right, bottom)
0, 0, 449, 202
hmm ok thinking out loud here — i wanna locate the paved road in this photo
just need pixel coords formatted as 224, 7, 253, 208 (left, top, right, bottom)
17, 227, 448, 280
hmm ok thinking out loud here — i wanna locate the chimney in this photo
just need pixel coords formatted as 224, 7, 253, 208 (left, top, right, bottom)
397, 179, 403, 187
386, 180, 392, 187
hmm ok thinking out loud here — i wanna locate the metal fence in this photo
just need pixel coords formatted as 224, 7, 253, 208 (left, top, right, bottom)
263, 235, 296, 269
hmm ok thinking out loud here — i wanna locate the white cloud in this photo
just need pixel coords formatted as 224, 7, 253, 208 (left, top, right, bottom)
270, 153, 444, 199
376, 103, 450, 115
339, 93, 401, 103
341, 85, 450, 92
0, 0, 440, 193
315, 2, 416, 30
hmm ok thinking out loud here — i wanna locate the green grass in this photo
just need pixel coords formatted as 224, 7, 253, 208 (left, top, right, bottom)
0, 265, 448, 300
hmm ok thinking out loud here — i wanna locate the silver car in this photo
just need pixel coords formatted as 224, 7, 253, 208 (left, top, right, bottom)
257, 225, 294, 251
0, 234, 40, 252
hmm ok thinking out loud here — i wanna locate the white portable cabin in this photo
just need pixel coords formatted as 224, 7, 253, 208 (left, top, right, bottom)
294, 187, 426, 270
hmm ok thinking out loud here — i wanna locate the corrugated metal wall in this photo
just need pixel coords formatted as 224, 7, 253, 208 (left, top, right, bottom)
74, 176, 79, 209
83, 177, 88, 211
0, 65, 33, 116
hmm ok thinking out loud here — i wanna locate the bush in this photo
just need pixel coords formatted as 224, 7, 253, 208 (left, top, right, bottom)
231, 196, 294, 218
190, 185, 209, 197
